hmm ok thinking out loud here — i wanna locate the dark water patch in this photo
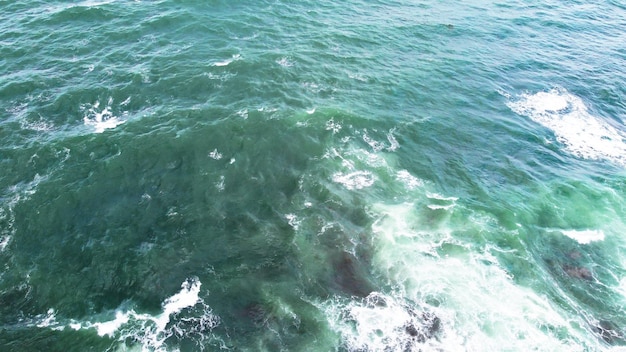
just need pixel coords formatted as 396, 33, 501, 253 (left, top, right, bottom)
592, 319, 625, 346
331, 252, 374, 298
0, 328, 114, 352
2, 108, 373, 324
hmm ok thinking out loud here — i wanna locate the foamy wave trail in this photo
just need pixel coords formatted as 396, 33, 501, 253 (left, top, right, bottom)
507, 88, 626, 166
27, 278, 220, 351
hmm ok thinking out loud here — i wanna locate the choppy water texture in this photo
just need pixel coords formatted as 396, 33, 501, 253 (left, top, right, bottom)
1, 1, 626, 351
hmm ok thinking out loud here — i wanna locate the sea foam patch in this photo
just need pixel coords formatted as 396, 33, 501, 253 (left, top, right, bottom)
332, 171, 375, 190
561, 229, 605, 244
317, 292, 442, 352
507, 88, 626, 166
82, 98, 126, 133
355, 201, 605, 351
84, 277, 219, 350
23, 278, 220, 351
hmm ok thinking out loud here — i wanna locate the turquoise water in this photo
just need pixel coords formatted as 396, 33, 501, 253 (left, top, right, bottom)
1, 0, 626, 350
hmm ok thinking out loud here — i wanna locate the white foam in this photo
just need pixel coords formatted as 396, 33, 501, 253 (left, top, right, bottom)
507, 88, 626, 166
362, 132, 386, 152
77, 0, 117, 7
561, 229, 605, 244
159, 279, 202, 329
236, 109, 248, 119
386, 129, 400, 151
94, 311, 130, 337
92, 278, 203, 338
332, 171, 375, 190
208, 149, 223, 160
325, 118, 342, 134
396, 170, 423, 190
348, 72, 368, 82
211, 54, 240, 67
318, 293, 442, 352
0, 235, 10, 251
285, 213, 301, 230
216, 175, 225, 192
426, 192, 458, 201
426, 204, 455, 211
83, 99, 126, 133
276, 57, 294, 67
67, 278, 219, 351
36, 309, 59, 329
20, 118, 55, 132
322, 201, 604, 351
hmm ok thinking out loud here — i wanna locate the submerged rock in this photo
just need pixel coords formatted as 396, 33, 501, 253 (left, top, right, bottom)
332, 252, 374, 298
244, 303, 268, 327
404, 308, 442, 343
338, 292, 443, 351
592, 319, 624, 345
562, 265, 593, 281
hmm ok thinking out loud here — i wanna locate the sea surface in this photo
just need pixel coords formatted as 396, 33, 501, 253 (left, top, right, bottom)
1, 1, 626, 351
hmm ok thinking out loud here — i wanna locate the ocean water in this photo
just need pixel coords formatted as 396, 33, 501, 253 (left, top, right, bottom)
1, 0, 626, 351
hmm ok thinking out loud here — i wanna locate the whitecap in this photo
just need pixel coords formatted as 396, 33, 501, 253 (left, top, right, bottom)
20, 118, 55, 132
83, 277, 219, 350
216, 175, 225, 192
386, 129, 400, 151
507, 88, 626, 166
561, 229, 605, 244
93, 311, 130, 337
362, 132, 385, 152
208, 149, 223, 160
82, 99, 125, 133
157, 278, 203, 331
426, 192, 458, 201
276, 57, 294, 67
36, 309, 60, 329
0, 235, 10, 251
325, 118, 342, 134
211, 54, 240, 67
348, 72, 368, 82
285, 213, 301, 230
426, 204, 455, 211
332, 171, 375, 190
354, 201, 600, 350
396, 170, 423, 190
236, 109, 248, 119
317, 293, 442, 352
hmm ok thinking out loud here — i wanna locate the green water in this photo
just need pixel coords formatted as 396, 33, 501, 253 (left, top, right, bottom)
1, 0, 626, 351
